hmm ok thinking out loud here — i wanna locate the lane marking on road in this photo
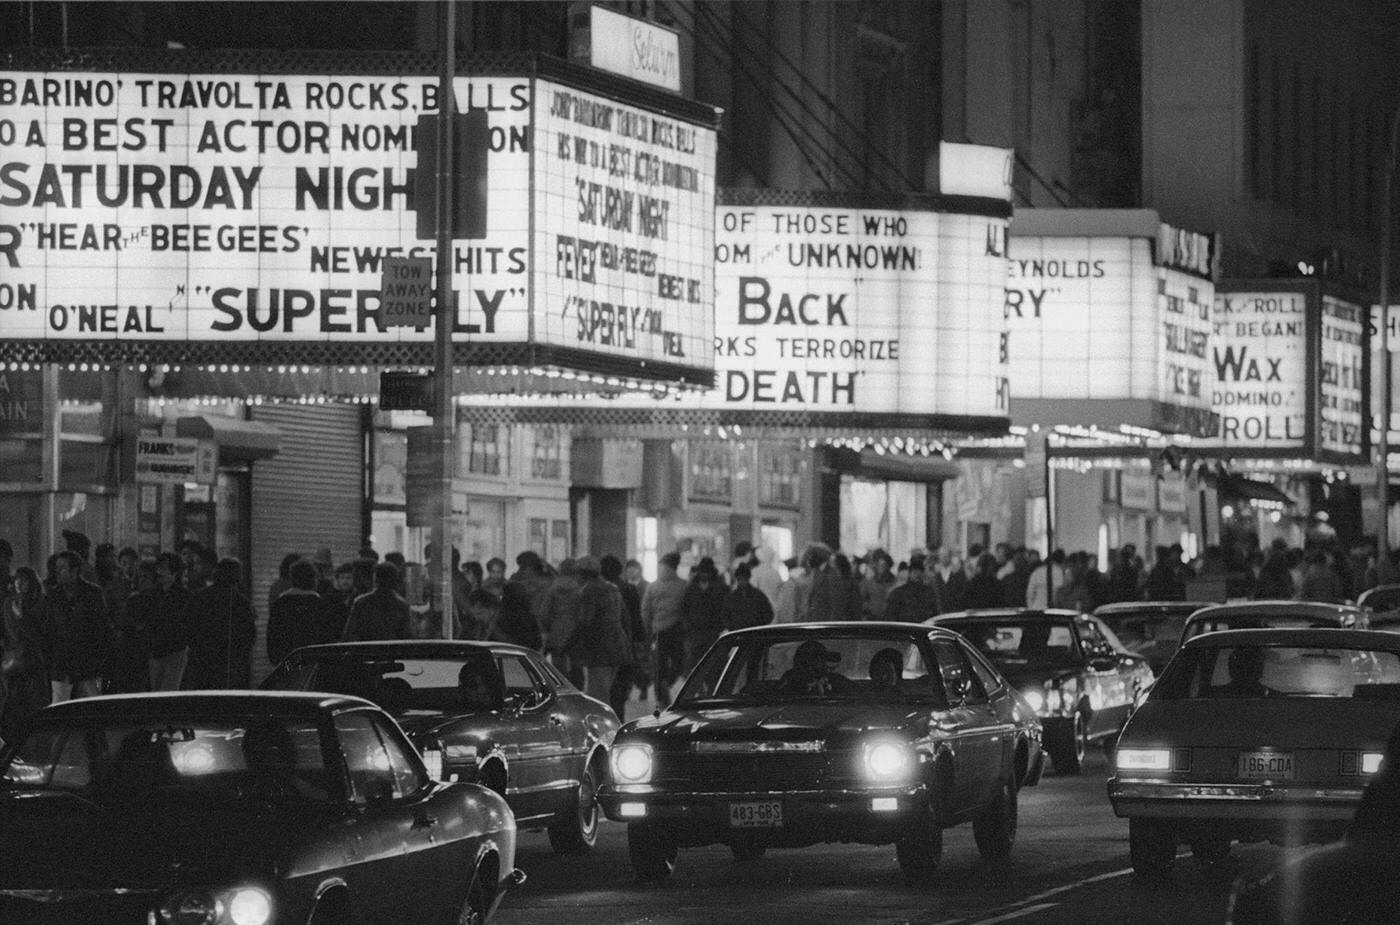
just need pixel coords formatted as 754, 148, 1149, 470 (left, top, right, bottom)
965, 903, 1060, 924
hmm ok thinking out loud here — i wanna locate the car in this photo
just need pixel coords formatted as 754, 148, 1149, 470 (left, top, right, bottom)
1357, 583, 1400, 614
596, 622, 1044, 884
1225, 719, 1400, 925
1107, 628, 1400, 877
1093, 601, 1203, 676
931, 609, 1155, 774
261, 640, 620, 854
1180, 600, 1371, 644
0, 691, 524, 925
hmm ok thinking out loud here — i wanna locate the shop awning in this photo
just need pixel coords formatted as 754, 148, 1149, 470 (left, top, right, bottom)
176, 415, 281, 463
1217, 473, 1294, 506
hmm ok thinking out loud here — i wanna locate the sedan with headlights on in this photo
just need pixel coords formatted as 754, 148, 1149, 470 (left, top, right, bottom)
1093, 601, 1202, 675
262, 641, 620, 854
932, 610, 1154, 774
597, 622, 1043, 884
1108, 628, 1400, 877
0, 691, 523, 925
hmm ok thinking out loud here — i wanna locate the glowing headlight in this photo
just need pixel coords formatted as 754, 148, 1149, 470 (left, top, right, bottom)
1362, 752, 1384, 774
863, 741, 913, 780
612, 744, 654, 783
1116, 748, 1172, 772
227, 889, 273, 925
1021, 689, 1044, 712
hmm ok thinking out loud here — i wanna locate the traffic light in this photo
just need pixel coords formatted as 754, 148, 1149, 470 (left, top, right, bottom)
414, 109, 490, 240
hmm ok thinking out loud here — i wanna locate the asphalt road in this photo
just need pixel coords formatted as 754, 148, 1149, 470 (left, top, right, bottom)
494, 745, 1310, 925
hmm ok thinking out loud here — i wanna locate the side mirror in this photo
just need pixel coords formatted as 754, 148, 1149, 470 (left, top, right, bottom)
948, 676, 972, 702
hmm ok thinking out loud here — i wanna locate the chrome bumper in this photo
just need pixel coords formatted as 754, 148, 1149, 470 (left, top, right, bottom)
1109, 778, 1366, 821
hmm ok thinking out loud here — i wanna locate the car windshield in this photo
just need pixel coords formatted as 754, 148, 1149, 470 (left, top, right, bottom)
1, 715, 333, 804
942, 620, 1081, 669
674, 635, 944, 706
264, 653, 502, 716
1151, 644, 1400, 700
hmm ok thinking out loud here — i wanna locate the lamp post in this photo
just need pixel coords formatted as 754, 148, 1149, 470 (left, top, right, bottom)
1379, 105, 1400, 582
433, 1, 457, 638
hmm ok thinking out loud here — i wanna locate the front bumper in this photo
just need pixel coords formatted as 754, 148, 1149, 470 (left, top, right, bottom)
1109, 778, 1365, 823
598, 783, 929, 847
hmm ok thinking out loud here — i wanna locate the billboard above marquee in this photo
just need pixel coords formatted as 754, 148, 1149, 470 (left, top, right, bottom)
1198, 280, 1367, 464
0, 53, 717, 385
1005, 209, 1218, 436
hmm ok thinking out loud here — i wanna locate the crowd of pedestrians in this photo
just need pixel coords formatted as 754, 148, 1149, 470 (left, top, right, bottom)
0, 526, 1391, 740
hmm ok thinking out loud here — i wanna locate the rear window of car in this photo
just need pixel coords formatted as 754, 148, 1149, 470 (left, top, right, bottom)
1151, 644, 1400, 700
944, 620, 1080, 666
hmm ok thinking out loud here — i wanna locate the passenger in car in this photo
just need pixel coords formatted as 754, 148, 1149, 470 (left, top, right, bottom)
868, 648, 904, 692
779, 640, 853, 695
1214, 646, 1272, 698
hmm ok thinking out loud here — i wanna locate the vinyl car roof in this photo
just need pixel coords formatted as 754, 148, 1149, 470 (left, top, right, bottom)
1178, 627, 1400, 651
38, 690, 377, 719
721, 620, 964, 641
286, 639, 536, 657
1185, 600, 1367, 624
1094, 601, 1204, 616
930, 608, 1087, 624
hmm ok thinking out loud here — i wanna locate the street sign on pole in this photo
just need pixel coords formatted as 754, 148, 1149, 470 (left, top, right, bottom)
379, 257, 434, 328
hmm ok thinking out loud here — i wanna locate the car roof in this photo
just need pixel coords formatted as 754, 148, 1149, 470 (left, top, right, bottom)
1093, 601, 1203, 616
1179, 628, 1400, 650
37, 690, 375, 719
722, 621, 961, 641
1185, 600, 1366, 622
285, 639, 535, 657
931, 608, 1086, 624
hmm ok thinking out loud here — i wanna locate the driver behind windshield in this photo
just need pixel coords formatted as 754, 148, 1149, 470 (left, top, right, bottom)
868, 648, 904, 692
779, 640, 853, 695
458, 658, 506, 711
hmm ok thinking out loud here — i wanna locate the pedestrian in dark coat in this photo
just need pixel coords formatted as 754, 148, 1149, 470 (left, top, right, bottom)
342, 562, 412, 642
488, 582, 543, 650
564, 555, 631, 706
148, 552, 192, 692
882, 560, 940, 622
267, 559, 345, 666
108, 561, 158, 694
679, 559, 728, 670
602, 554, 647, 718
44, 549, 111, 701
184, 557, 257, 689
720, 563, 775, 631
1, 566, 51, 739
963, 553, 1005, 608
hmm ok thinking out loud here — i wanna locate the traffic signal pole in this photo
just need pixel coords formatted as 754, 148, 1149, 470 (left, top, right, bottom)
433, 1, 457, 639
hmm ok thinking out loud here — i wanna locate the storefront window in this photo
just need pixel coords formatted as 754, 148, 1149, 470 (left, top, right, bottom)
759, 446, 802, 508
374, 430, 407, 506
466, 424, 504, 477
530, 425, 562, 480
635, 515, 659, 581
690, 442, 732, 503
528, 517, 549, 558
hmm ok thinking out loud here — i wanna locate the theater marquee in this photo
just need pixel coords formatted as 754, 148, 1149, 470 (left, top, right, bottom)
0, 51, 718, 386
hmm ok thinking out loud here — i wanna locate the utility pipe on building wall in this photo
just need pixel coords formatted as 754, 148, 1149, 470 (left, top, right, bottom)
434, 1, 457, 639
1379, 105, 1400, 581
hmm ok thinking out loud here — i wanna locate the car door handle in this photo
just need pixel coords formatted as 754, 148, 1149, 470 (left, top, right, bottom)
413, 810, 438, 828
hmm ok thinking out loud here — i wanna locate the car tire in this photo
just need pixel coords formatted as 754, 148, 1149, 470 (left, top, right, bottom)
730, 841, 767, 862
895, 784, 945, 885
1047, 711, 1088, 775
547, 762, 599, 854
628, 823, 678, 882
455, 858, 492, 925
972, 779, 1018, 860
1129, 818, 1176, 878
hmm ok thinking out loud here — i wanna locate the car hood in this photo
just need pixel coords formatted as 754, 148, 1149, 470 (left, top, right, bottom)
631, 702, 926, 747
1122, 698, 1400, 749
0, 792, 334, 889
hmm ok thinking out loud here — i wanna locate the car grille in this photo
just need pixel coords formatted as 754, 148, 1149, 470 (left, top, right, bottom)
658, 752, 833, 790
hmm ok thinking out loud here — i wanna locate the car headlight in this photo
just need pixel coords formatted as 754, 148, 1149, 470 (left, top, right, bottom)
1116, 748, 1172, 772
863, 741, 914, 781
160, 887, 272, 925
612, 744, 654, 783
1021, 689, 1044, 712
1362, 752, 1384, 774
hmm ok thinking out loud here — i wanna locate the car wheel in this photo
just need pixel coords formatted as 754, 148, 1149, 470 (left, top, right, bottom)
730, 841, 766, 862
972, 779, 1018, 860
1129, 818, 1176, 878
1048, 712, 1088, 775
547, 762, 599, 854
455, 859, 492, 925
1191, 834, 1231, 866
895, 783, 945, 885
628, 823, 678, 882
